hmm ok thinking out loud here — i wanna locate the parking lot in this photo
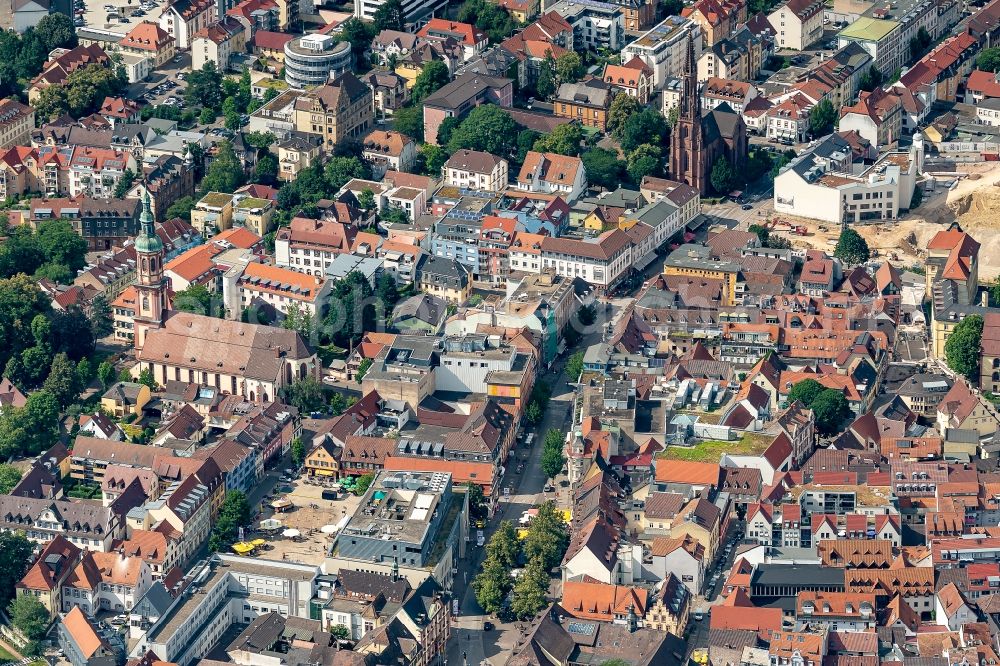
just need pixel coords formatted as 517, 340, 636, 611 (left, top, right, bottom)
77, 0, 164, 35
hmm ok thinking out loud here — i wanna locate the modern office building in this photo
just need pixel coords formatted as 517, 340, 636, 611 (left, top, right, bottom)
283, 34, 353, 88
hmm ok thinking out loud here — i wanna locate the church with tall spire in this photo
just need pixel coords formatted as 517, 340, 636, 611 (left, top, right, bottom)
132, 192, 167, 349
668, 33, 749, 196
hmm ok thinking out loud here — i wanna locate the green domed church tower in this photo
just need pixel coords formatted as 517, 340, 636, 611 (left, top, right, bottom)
133, 192, 166, 349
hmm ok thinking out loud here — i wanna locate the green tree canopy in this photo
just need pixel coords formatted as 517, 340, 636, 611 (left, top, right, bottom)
8, 595, 49, 640
710, 156, 737, 195
581, 148, 625, 190
621, 108, 668, 153
446, 104, 517, 155
186, 61, 224, 110
98, 360, 116, 389
281, 377, 326, 413
457, 0, 517, 42
534, 52, 556, 99
555, 52, 583, 83
166, 196, 196, 222
0, 532, 33, 608
533, 123, 584, 157
945, 314, 984, 380
372, 0, 405, 31
473, 555, 512, 614
566, 351, 584, 382
200, 141, 245, 195
858, 66, 883, 92
627, 144, 661, 184
523, 501, 568, 570
392, 105, 424, 142
36, 13, 78, 51
354, 472, 375, 495
0, 464, 21, 494
980, 48, 1000, 73
173, 284, 216, 317
486, 520, 520, 568
833, 227, 871, 266
787, 378, 825, 407
607, 94, 641, 139
809, 99, 836, 137
509, 556, 549, 619
811, 389, 852, 436
412, 60, 451, 102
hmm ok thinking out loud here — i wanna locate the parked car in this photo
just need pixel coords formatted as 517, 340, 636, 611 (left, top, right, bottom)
741, 203, 753, 210
476, 530, 485, 547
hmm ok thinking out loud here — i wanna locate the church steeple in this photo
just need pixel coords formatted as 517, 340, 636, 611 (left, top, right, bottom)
669, 32, 706, 195
133, 191, 166, 350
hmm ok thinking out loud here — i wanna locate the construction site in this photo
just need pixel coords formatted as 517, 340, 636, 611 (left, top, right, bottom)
765, 161, 1000, 279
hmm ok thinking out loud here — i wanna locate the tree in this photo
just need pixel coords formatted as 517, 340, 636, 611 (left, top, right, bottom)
945, 314, 984, 380
473, 555, 512, 615
555, 52, 583, 83
42, 352, 79, 408
981, 48, 1000, 73
608, 94, 641, 139
281, 377, 326, 413
436, 116, 461, 146
710, 156, 737, 194
811, 389, 852, 436
282, 302, 314, 339
137, 367, 157, 390
173, 284, 216, 316
0, 464, 21, 494
535, 52, 556, 99
581, 148, 625, 190
199, 107, 216, 125
787, 378, 824, 406
809, 99, 836, 137
565, 351, 584, 381
37, 219, 88, 276
246, 131, 277, 150
36, 13, 78, 51
291, 437, 307, 467
166, 196, 196, 221
186, 61, 224, 110
329, 625, 351, 640
209, 490, 251, 552
541, 445, 564, 480
113, 168, 136, 198
98, 360, 116, 389
486, 520, 520, 568
533, 123, 584, 157
254, 153, 279, 185
341, 17, 376, 65
372, 0, 405, 31
910, 186, 923, 210
909, 26, 932, 61
858, 66, 883, 92
89, 294, 114, 339
200, 141, 245, 195
457, 0, 517, 42
525, 401, 543, 424
412, 60, 451, 102
8, 595, 49, 640
358, 188, 376, 212
834, 227, 871, 266
356, 358, 373, 383
392, 105, 424, 142
466, 481, 489, 522
446, 104, 517, 155
418, 143, 448, 176
523, 501, 568, 570
627, 144, 661, 183
0, 532, 32, 609
621, 109, 669, 153
376, 272, 399, 306
353, 472, 375, 495
325, 156, 369, 192
510, 556, 549, 620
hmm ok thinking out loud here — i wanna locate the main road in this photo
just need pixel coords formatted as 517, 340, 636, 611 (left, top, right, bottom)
445, 300, 625, 666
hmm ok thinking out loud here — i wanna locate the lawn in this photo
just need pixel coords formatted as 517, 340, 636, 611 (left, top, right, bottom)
0, 644, 16, 661
658, 432, 774, 463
